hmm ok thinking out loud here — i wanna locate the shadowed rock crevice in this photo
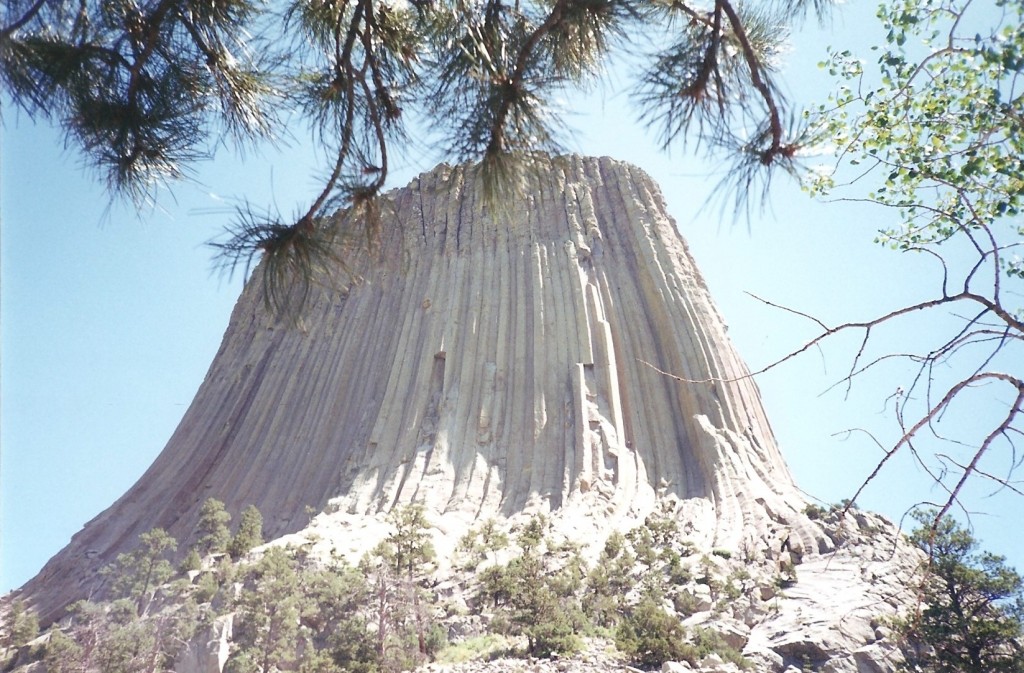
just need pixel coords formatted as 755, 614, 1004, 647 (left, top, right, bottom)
20, 156, 825, 623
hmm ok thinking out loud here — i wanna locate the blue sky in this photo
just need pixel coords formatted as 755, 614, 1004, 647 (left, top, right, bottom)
3, 1, 1023, 592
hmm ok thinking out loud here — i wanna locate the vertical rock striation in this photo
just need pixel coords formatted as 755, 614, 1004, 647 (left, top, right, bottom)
21, 156, 826, 622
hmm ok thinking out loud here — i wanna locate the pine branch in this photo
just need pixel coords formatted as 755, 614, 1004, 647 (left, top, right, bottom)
717, 0, 787, 165
0, 0, 48, 39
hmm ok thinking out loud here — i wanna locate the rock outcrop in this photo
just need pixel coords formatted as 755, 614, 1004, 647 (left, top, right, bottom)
15, 156, 920, 673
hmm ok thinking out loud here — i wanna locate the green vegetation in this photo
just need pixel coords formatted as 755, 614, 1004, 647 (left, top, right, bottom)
458, 505, 754, 669
615, 597, 696, 668
434, 634, 513, 664
804, 504, 827, 521
805, 0, 1024, 518
228, 504, 265, 560
897, 510, 1024, 673
179, 548, 203, 573
194, 498, 233, 556
690, 628, 750, 669
469, 516, 585, 658
456, 519, 509, 571
2, 601, 38, 650
101, 528, 178, 617
49, 525, 212, 672
583, 531, 636, 628
16, 502, 799, 673
228, 547, 305, 672
626, 504, 695, 600
615, 603, 750, 670
361, 504, 443, 671
28, 504, 445, 673
376, 504, 436, 579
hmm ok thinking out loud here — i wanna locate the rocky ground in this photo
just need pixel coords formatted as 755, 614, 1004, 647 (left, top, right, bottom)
2, 500, 924, 673
423, 639, 637, 673
258, 505, 924, 673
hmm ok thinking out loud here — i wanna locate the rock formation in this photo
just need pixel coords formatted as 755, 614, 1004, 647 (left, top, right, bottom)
15, 156, 921, 672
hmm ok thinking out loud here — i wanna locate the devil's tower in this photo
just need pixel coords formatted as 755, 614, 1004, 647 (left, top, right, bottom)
18, 157, 920, 672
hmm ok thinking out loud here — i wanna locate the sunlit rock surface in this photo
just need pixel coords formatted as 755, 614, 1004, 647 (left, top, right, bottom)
23, 156, 854, 625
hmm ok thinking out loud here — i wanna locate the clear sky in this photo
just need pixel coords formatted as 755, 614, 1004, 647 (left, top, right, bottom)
3, 1, 1023, 593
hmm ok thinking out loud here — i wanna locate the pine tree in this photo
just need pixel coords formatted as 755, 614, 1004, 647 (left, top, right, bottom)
92, 599, 160, 673
39, 526, 203, 673
385, 504, 435, 579
301, 560, 379, 673
228, 505, 264, 560
43, 624, 90, 673
616, 597, 695, 669
3, 600, 39, 649
180, 548, 203, 573
477, 516, 584, 658
193, 497, 233, 556
901, 511, 1024, 673
361, 504, 439, 669
104, 528, 178, 617
583, 532, 636, 628
228, 546, 304, 673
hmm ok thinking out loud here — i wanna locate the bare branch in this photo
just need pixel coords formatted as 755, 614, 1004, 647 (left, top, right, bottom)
844, 373, 1024, 521
647, 290, 1021, 387
934, 453, 1024, 498
933, 384, 1024, 523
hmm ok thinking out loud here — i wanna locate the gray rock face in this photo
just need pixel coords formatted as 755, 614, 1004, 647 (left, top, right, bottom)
18, 157, 899, 645
175, 615, 232, 673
